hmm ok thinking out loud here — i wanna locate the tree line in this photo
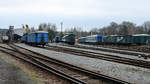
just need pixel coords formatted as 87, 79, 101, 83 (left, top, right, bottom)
97, 21, 150, 36
64, 21, 150, 38
34, 21, 150, 41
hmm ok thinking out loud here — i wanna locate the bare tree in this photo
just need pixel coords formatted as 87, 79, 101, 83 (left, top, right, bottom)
64, 27, 83, 38
143, 21, 150, 34
89, 28, 99, 35
38, 23, 57, 42
30, 27, 35, 32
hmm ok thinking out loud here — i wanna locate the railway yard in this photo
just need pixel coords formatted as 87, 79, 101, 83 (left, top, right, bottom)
0, 43, 149, 84
1, 0, 150, 84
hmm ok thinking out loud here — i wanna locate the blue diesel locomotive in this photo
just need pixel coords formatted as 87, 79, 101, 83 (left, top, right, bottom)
21, 31, 48, 46
54, 36, 61, 43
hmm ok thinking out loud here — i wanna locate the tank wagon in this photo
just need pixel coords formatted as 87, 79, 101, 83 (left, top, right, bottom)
62, 33, 75, 45
21, 31, 48, 46
77, 34, 104, 44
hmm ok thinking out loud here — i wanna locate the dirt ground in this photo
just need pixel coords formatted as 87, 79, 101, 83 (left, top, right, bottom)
0, 52, 36, 84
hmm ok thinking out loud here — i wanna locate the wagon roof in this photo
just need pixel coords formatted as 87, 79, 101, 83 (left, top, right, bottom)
35, 31, 48, 33
86, 34, 103, 37
29, 31, 48, 34
79, 37, 87, 39
133, 34, 150, 36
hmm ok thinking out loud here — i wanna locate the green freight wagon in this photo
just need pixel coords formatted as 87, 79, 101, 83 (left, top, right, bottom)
132, 34, 150, 45
104, 35, 116, 44
104, 35, 123, 44
118, 35, 133, 45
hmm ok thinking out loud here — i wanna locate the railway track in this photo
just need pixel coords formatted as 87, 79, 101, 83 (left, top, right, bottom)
0, 45, 85, 84
59, 43, 150, 59
45, 44, 150, 69
0, 44, 129, 84
77, 43, 150, 53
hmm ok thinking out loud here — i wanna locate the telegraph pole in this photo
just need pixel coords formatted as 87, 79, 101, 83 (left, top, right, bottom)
61, 22, 63, 33
60, 22, 63, 41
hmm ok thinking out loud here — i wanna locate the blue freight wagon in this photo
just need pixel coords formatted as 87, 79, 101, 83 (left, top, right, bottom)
21, 33, 28, 43
27, 31, 48, 46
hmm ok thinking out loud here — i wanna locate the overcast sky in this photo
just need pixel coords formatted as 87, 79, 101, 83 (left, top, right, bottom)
0, 0, 150, 31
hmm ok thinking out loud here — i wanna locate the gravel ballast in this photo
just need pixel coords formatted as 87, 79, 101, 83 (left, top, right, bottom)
49, 43, 150, 61
16, 43, 150, 84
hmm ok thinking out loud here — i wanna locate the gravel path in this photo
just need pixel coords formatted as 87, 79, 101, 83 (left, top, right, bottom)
0, 51, 36, 84
16, 43, 150, 84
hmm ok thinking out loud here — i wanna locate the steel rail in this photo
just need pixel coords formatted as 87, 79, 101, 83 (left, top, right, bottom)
0, 46, 87, 84
12, 44, 130, 84
60, 44, 149, 58
46, 45, 150, 69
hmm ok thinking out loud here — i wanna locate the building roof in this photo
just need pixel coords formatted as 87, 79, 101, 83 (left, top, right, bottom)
14, 28, 25, 36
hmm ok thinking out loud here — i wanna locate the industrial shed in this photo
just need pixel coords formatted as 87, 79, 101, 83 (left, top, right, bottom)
13, 28, 25, 42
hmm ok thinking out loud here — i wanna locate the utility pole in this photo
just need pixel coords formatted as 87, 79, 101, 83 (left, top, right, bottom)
60, 22, 63, 41
61, 22, 63, 33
